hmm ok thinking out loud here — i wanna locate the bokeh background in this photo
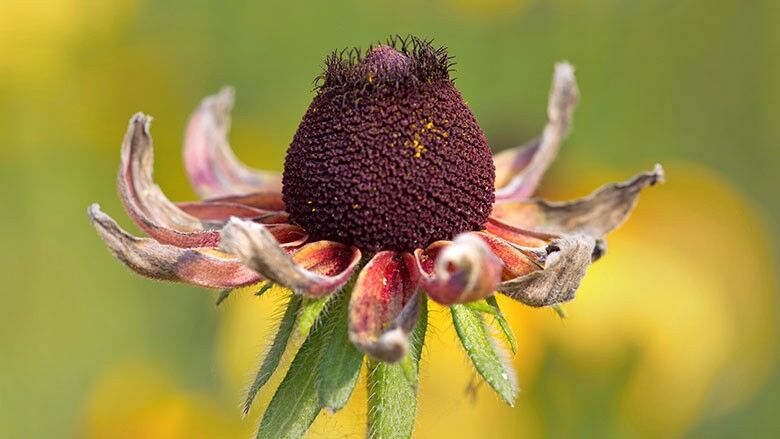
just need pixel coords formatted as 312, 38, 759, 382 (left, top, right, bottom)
1, 0, 778, 437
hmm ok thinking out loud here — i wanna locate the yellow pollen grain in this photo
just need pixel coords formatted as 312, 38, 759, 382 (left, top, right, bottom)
404, 120, 451, 158
352, 203, 361, 209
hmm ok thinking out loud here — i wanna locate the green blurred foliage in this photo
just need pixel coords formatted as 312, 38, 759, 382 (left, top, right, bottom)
0, 0, 778, 437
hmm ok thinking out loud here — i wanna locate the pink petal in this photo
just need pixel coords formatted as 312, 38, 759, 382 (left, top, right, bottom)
348, 252, 421, 362
88, 204, 261, 288
494, 63, 579, 201
175, 201, 289, 224
219, 218, 361, 297
118, 114, 222, 248
202, 191, 286, 211
183, 87, 282, 198
491, 165, 665, 237
414, 234, 503, 306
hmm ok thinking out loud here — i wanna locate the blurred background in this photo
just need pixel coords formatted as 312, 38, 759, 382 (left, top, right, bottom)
1, 0, 778, 437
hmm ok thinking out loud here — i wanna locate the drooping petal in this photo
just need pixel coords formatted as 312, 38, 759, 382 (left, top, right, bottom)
183, 87, 282, 198
414, 234, 503, 306
118, 113, 221, 248
219, 218, 360, 297
491, 164, 665, 236
348, 252, 421, 362
497, 234, 596, 307
493, 62, 579, 201
88, 204, 261, 288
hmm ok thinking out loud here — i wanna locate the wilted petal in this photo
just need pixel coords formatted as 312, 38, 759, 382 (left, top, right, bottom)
88, 204, 261, 288
492, 164, 665, 237
183, 87, 282, 198
175, 201, 288, 224
494, 62, 579, 201
473, 231, 545, 280
497, 234, 596, 306
484, 216, 557, 248
414, 234, 503, 305
348, 252, 421, 362
119, 113, 221, 248
219, 218, 360, 297
203, 191, 286, 211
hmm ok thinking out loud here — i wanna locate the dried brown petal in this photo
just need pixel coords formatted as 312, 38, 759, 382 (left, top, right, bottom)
492, 164, 665, 237
497, 234, 596, 306
88, 204, 261, 288
493, 62, 579, 201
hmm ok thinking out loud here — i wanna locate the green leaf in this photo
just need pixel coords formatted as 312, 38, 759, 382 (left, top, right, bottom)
551, 303, 568, 319
400, 294, 428, 386
296, 294, 333, 337
367, 295, 426, 439
318, 289, 364, 412
464, 297, 517, 355
215, 289, 232, 306
485, 296, 518, 355
367, 359, 418, 439
451, 304, 518, 406
215, 281, 269, 306
255, 281, 274, 297
242, 294, 302, 416
258, 299, 333, 439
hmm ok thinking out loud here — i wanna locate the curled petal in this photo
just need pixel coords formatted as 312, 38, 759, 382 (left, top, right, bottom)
492, 164, 665, 237
414, 234, 502, 306
473, 232, 545, 280
494, 62, 579, 201
349, 252, 421, 362
219, 218, 360, 297
183, 87, 282, 198
119, 113, 221, 248
88, 204, 261, 288
498, 234, 596, 306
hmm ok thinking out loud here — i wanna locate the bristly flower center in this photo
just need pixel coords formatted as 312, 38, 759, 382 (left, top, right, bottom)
282, 37, 495, 252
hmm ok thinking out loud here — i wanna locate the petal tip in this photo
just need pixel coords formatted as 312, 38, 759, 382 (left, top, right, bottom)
652, 163, 666, 185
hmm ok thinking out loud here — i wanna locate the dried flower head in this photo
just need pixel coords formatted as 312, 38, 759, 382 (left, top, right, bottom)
89, 36, 662, 438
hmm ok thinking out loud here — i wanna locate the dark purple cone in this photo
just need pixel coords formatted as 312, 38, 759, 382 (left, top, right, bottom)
282, 39, 495, 252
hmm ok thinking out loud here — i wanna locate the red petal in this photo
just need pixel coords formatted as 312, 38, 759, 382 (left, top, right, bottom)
473, 231, 544, 280
414, 234, 502, 305
349, 252, 420, 362
219, 218, 360, 297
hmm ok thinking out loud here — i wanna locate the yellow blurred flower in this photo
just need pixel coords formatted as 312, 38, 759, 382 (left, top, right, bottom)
79, 362, 250, 439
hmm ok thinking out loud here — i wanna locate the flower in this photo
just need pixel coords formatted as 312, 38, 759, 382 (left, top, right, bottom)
88, 37, 662, 431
